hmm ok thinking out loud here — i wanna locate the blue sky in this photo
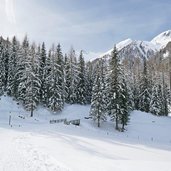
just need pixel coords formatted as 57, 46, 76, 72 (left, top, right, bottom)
0, 0, 171, 59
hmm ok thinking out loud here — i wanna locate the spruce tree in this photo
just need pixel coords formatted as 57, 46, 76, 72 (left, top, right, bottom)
56, 44, 64, 109
3, 38, 10, 89
0, 37, 5, 95
90, 62, 106, 127
108, 46, 129, 131
85, 61, 93, 104
47, 45, 63, 112
39, 42, 46, 104
65, 47, 79, 104
108, 46, 120, 130
76, 50, 86, 104
24, 44, 41, 117
44, 50, 52, 106
64, 54, 70, 103
139, 57, 151, 113
16, 36, 30, 103
119, 77, 130, 131
162, 83, 170, 116
150, 83, 163, 115
7, 36, 19, 97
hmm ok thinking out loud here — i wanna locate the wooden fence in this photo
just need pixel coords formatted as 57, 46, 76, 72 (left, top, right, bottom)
49, 118, 67, 124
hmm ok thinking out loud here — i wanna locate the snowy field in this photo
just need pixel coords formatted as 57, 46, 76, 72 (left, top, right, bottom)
0, 95, 171, 171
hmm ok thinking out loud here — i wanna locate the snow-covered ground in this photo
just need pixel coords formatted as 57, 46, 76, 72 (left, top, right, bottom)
0, 95, 171, 171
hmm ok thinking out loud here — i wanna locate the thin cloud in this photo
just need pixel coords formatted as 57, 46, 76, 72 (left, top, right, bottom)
1, 0, 171, 60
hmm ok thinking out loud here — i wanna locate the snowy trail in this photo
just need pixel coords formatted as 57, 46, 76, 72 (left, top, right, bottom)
0, 129, 71, 171
0, 125, 171, 171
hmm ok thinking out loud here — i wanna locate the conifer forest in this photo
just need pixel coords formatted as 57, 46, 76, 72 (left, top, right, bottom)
0, 36, 170, 132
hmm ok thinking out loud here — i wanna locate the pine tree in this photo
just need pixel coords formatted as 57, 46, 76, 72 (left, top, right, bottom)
24, 44, 41, 117
108, 46, 120, 130
119, 77, 130, 131
162, 83, 170, 116
39, 42, 46, 104
3, 38, 10, 89
0, 37, 5, 95
16, 36, 30, 103
85, 61, 93, 104
76, 50, 86, 104
100, 58, 109, 115
108, 46, 129, 131
56, 44, 64, 109
139, 57, 151, 113
7, 36, 19, 97
90, 62, 106, 127
64, 54, 70, 103
65, 47, 79, 104
47, 45, 63, 112
150, 83, 163, 115
44, 50, 52, 106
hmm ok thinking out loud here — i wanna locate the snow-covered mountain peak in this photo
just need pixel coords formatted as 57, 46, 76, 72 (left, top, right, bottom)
116, 38, 133, 51
99, 38, 158, 59
151, 30, 171, 49
94, 30, 171, 62
99, 38, 133, 58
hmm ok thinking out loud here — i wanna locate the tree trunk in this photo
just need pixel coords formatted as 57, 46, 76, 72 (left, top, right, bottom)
30, 97, 34, 117
30, 109, 33, 117
121, 122, 124, 132
98, 118, 100, 127
115, 115, 119, 130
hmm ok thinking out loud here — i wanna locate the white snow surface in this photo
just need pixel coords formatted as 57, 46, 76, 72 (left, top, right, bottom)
151, 30, 171, 49
100, 38, 133, 58
0, 95, 171, 171
116, 38, 133, 51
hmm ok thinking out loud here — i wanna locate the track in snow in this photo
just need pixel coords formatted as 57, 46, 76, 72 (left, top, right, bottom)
0, 130, 71, 171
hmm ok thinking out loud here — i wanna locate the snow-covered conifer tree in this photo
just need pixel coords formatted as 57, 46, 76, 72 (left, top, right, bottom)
16, 36, 30, 103
55, 44, 64, 108
150, 83, 163, 115
65, 47, 79, 104
90, 61, 106, 127
119, 77, 130, 131
139, 57, 151, 113
0, 37, 5, 95
76, 50, 86, 104
24, 44, 41, 117
47, 45, 63, 112
85, 61, 93, 104
7, 36, 19, 97
108, 46, 129, 130
3, 38, 10, 89
39, 42, 46, 104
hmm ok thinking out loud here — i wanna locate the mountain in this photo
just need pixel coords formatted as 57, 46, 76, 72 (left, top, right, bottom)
96, 30, 171, 61
100, 38, 133, 57
151, 30, 171, 49
99, 39, 158, 61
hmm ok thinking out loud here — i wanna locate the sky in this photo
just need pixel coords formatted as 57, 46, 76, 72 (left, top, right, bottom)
0, 0, 171, 60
